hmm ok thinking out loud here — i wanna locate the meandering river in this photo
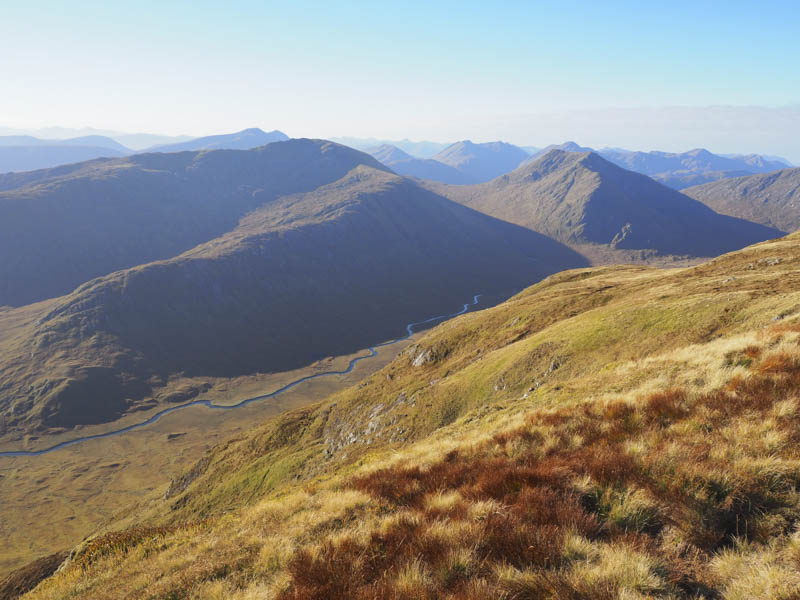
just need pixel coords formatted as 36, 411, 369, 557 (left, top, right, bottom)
0, 295, 482, 457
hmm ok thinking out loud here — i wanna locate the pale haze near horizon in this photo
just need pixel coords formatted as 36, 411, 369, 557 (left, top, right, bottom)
1, 0, 798, 161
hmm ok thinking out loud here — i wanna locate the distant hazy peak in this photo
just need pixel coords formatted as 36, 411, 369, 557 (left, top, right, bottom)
559, 141, 589, 151
367, 144, 414, 164
437, 139, 524, 155
528, 142, 595, 160
148, 128, 289, 152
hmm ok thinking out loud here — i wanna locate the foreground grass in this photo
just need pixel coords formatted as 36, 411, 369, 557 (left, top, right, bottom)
22, 234, 800, 598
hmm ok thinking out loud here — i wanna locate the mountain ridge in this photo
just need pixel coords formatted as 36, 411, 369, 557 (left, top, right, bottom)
0, 139, 385, 306
147, 127, 289, 152
531, 141, 790, 189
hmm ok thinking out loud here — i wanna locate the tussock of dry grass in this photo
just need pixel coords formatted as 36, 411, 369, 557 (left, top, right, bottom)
267, 344, 800, 598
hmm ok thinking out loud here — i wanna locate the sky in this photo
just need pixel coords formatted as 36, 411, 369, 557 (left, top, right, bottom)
1, 0, 799, 160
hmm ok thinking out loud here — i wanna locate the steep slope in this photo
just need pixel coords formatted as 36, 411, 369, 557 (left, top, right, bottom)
684, 167, 800, 232
149, 128, 289, 152
368, 144, 470, 184
0, 139, 386, 306
430, 150, 781, 259
0, 166, 586, 435
433, 140, 530, 183
22, 233, 800, 599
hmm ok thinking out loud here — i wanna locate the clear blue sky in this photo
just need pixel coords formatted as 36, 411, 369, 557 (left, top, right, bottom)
1, 0, 798, 158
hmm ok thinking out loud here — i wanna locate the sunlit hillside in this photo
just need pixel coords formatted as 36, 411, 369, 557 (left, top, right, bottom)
14, 232, 800, 599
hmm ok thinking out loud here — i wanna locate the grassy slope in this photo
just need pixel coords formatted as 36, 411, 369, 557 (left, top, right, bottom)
21, 233, 800, 599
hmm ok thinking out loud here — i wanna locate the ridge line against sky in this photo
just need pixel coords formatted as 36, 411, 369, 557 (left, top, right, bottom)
1, 1, 798, 160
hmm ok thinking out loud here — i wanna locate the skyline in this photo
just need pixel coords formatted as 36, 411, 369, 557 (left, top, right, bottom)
1, 1, 798, 160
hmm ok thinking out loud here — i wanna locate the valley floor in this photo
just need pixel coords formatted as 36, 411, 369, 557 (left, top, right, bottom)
0, 290, 511, 579
0, 336, 409, 577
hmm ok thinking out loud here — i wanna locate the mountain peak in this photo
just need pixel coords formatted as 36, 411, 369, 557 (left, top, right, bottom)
439, 148, 779, 258
433, 140, 530, 182
367, 144, 413, 164
514, 148, 598, 179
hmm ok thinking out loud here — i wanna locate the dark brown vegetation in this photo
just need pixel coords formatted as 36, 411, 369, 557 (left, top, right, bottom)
279, 344, 800, 598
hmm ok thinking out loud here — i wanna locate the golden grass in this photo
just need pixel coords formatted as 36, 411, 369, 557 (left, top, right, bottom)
19, 232, 800, 598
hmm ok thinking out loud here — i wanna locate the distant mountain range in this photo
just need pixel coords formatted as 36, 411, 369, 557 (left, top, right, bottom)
330, 137, 449, 158
0, 134, 131, 172
0, 128, 289, 172
369, 138, 789, 190
0, 145, 127, 173
0, 140, 584, 435
0, 126, 193, 150
0, 134, 130, 153
367, 144, 471, 184
601, 147, 789, 189
684, 166, 800, 232
528, 142, 791, 190
1, 126, 790, 190
369, 140, 530, 184
146, 128, 289, 152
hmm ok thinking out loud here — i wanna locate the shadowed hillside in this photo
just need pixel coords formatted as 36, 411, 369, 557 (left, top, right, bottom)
429, 150, 782, 259
685, 167, 800, 232
0, 139, 387, 306
0, 166, 586, 435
